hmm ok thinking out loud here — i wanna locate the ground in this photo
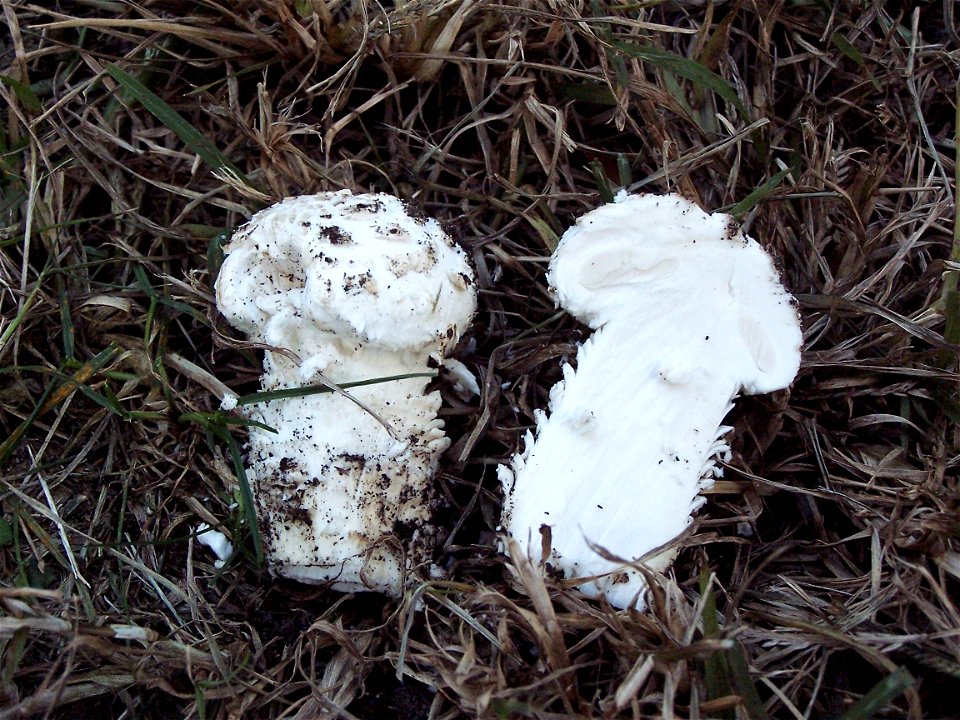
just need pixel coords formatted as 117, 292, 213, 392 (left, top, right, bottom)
0, 1, 958, 718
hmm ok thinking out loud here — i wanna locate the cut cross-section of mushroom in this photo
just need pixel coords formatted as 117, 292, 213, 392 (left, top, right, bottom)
216, 191, 477, 594
499, 192, 802, 609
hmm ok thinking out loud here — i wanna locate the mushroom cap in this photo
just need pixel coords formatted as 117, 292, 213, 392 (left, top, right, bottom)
548, 192, 802, 395
215, 191, 477, 359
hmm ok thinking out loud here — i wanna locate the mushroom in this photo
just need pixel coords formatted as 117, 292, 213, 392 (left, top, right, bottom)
215, 191, 476, 594
499, 192, 802, 609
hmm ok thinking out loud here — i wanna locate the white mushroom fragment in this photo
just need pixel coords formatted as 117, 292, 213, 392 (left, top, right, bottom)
196, 523, 234, 570
499, 192, 802, 609
215, 191, 476, 594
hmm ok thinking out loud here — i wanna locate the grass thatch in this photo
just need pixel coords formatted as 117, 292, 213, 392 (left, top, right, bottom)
1, 1, 959, 718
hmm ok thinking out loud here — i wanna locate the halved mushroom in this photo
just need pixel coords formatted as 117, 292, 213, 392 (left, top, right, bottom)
216, 191, 476, 594
499, 192, 802, 609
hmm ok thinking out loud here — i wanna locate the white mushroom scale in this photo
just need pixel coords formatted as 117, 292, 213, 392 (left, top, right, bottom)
216, 191, 476, 594
499, 192, 802, 609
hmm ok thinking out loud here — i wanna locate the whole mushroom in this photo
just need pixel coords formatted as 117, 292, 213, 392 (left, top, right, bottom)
499, 192, 802, 609
216, 191, 476, 594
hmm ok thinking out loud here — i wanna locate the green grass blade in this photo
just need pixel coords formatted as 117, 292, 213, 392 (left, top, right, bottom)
662, 68, 710, 134
831, 32, 881, 91
524, 213, 560, 253
726, 642, 768, 720
207, 230, 230, 284
727, 166, 794, 218
134, 264, 207, 324
491, 698, 536, 719
57, 282, 76, 360
616, 154, 632, 188
941, 287, 960, 351
0, 269, 48, 358
699, 570, 730, 710
610, 39, 749, 121
588, 160, 616, 204
0, 73, 42, 112
234, 373, 436, 406
0, 516, 12, 547
0, 628, 28, 689
80, 377, 127, 419
559, 82, 617, 105
835, 667, 913, 720
180, 411, 277, 435
104, 63, 245, 179
221, 428, 263, 567
133, 263, 157, 299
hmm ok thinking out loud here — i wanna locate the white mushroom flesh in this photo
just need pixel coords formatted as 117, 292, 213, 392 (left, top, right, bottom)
216, 191, 476, 594
196, 523, 234, 569
499, 192, 802, 609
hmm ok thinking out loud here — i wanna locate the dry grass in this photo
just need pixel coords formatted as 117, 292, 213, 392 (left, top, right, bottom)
1, 1, 958, 718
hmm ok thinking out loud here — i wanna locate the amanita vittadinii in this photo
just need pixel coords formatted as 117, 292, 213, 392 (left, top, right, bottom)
216, 191, 476, 594
499, 192, 802, 609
